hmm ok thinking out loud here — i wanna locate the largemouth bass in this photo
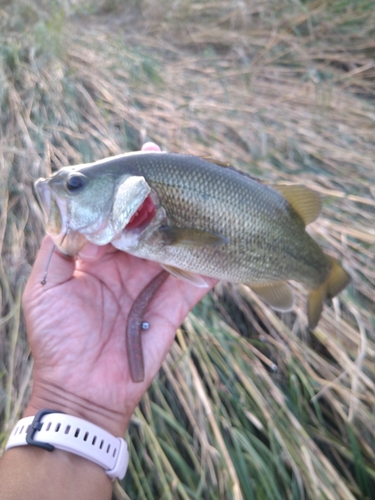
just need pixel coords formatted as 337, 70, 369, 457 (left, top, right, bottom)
35, 151, 350, 332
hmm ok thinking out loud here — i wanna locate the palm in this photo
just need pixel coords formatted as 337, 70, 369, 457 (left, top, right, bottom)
23, 237, 215, 421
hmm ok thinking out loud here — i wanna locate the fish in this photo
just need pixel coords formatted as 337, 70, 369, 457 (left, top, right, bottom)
35, 151, 350, 379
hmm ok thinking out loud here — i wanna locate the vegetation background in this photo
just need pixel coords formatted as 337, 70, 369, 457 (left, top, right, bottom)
1, 0, 375, 498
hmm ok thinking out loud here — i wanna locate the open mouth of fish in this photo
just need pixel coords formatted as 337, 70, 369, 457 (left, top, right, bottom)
34, 179, 156, 254
34, 180, 69, 238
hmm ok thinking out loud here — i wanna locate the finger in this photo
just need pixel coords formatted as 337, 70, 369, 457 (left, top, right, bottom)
135, 276, 217, 381
26, 235, 76, 290
176, 277, 218, 312
78, 241, 113, 262
159, 274, 217, 310
145, 275, 217, 335
141, 142, 161, 152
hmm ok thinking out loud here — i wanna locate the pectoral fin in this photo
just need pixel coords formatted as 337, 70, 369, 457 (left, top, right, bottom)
161, 264, 210, 288
250, 282, 294, 312
160, 226, 228, 247
271, 184, 322, 226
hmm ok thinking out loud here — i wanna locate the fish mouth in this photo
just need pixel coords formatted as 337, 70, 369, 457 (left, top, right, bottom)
34, 178, 69, 238
34, 178, 51, 219
34, 178, 86, 255
34, 175, 157, 254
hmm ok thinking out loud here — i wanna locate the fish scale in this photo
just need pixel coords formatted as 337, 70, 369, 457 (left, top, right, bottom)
125, 154, 328, 286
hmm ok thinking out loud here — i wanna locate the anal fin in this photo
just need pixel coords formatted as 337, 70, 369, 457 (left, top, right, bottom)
250, 282, 294, 312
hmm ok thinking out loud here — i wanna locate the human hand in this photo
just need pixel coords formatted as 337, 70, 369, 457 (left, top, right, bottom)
22, 143, 217, 436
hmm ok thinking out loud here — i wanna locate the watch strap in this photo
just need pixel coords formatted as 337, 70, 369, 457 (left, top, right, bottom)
5, 411, 128, 480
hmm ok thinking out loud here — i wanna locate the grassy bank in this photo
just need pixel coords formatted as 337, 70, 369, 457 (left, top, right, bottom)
1, 1, 375, 498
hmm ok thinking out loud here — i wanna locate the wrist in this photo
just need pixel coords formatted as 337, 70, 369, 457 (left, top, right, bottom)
1, 446, 113, 500
25, 379, 129, 437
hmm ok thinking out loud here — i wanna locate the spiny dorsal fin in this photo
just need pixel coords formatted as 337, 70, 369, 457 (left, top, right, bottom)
160, 226, 228, 247
200, 156, 231, 167
271, 184, 322, 226
200, 156, 261, 182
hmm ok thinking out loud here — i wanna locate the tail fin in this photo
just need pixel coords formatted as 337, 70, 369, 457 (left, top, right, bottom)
308, 256, 350, 330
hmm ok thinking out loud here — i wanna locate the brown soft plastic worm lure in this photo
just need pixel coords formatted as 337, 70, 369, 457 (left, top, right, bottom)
126, 270, 169, 382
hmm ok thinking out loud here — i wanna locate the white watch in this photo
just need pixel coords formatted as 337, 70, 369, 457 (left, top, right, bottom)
5, 409, 128, 480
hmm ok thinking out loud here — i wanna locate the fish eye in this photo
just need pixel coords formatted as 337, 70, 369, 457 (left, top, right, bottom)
66, 174, 86, 193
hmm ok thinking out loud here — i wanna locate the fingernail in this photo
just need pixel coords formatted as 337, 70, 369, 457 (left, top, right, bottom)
141, 142, 161, 152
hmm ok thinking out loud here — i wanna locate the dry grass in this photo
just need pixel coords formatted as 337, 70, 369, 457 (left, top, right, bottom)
1, 0, 375, 498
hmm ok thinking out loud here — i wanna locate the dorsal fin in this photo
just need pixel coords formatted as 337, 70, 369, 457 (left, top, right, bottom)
271, 184, 322, 226
200, 156, 261, 182
200, 156, 231, 167
201, 158, 321, 225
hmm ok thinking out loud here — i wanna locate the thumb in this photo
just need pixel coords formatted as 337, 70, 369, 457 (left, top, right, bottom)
25, 236, 76, 293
